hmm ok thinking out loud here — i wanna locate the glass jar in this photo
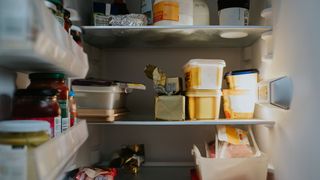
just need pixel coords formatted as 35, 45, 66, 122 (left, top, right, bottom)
28, 73, 70, 133
13, 89, 61, 137
0, 120, 50, 179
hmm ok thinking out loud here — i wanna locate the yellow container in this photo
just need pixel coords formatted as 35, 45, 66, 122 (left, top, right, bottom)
186, 90, 222, 120
183, 59, 226, 90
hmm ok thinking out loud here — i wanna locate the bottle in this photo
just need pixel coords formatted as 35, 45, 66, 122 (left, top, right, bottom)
193, 0, 209, 25
111, 0, 129, 15
153, 0, 193, 25
69, 90, 78, 127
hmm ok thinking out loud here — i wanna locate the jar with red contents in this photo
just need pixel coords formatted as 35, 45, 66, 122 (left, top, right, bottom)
28, 73, 70, 132
12, 89, 61, 137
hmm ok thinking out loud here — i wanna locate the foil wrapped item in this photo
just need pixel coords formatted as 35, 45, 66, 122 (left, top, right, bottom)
108, 14, 147, 26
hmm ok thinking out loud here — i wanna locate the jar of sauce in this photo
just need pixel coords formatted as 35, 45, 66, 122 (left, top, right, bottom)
28, 73, 70, 133
13, 89, 61, 137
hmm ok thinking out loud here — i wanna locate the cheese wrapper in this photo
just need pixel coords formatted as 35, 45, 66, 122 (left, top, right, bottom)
217, 126, 250, 145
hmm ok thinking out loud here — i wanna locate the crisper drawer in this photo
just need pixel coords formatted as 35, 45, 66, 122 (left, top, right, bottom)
192, 127, 268, 180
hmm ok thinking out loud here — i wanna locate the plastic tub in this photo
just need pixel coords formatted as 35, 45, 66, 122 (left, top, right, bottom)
184, 59, 226, 90
222, 89, 255, 119
186, 90, 222, 120
224, 69, 259, 90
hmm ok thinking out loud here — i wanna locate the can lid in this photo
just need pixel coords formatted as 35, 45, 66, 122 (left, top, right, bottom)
15, 89, 58, 97
29, 73, 65, 79
184, 59, 226, 69
0, 120, 51, 133
224, 69, 259, 78
186, 89, 222, 97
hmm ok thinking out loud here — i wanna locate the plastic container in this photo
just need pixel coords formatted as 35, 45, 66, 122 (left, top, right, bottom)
153, 0, 193, 25
193, 0, 210, 25
186, 90, 222, 120
224, 69, 259, 90
0, 120, 50, 147
192, 127, 268, 180
12, 89, 61, 137
28, 73, 70, 132
217, 0, 250, 26
222, 89, 255, 119
184, 59, 226, 90
72, 85, 128, 110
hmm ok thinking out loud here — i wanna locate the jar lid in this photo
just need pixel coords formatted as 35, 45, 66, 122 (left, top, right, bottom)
29, 73, 65, 79
0, 120, 50, 133
15, 89, 58, 97
224, 69, 259, 78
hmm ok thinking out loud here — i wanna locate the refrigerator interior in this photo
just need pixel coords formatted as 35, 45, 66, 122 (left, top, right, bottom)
4, 0, 320, 179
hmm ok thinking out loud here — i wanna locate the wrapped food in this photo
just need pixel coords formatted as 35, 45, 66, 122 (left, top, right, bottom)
109, 144, 145, 174
217, 126, 255, 158
75, 168, 117, 180
93, 14, 147, 26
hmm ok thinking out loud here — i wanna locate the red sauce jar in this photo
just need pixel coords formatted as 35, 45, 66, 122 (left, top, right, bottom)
28, 73, 70, 132
13, 89, 61, 137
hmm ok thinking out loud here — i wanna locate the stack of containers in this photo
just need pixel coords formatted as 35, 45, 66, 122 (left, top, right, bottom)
183, 59, 226, 120
223, 69, 259, 119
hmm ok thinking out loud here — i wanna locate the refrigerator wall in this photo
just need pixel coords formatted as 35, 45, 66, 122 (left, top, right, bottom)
252, 0, 320, 179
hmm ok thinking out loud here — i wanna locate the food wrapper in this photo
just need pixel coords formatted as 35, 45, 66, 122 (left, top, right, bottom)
144, 64, 182, 95
75, 167, 117, 180
155, 95, 185, 120
109, 144, 145, 174
93, 14, 147, 26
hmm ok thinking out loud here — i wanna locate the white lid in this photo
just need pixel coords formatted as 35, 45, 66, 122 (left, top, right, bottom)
70, 25, 82, 33
184, 59, 226, 69
0, 120, 51, 133
44, 1, 57, 12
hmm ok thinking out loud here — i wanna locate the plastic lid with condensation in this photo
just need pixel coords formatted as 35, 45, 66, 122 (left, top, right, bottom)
186, 89, 222, 97
184, 59, 226, 69
0, 120, 51, 133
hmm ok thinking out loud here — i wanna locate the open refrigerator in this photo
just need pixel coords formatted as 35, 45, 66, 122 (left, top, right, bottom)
0, 0, 320, 179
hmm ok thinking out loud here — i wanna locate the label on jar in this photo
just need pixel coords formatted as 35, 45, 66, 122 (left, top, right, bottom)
0, 145, 27, 180
153, 1, 179, 23
219, 7, 249, 26
59, 100, 70, 132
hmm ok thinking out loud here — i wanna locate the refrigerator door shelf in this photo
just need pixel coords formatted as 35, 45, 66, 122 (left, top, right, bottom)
32, 120, 88, 180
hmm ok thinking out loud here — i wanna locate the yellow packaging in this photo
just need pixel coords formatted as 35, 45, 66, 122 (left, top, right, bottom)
222, 89, 255, 119
155, 95, 185, 121
153, 1, 179, 23
217, 126, 249, 145
183, 59, 226, 90
186, 90, 222, 120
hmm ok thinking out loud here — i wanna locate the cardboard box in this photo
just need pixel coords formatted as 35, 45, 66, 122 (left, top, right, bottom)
155, 95, 185, 121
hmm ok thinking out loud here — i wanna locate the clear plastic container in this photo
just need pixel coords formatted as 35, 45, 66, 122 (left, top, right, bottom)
224, 69, 259, 90
193, 0, 210, 25
186, 90, 222, 120
183, 59, 226, 90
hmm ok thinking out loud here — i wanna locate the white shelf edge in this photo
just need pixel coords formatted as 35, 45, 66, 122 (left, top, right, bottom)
87, 119, 275, 126
32, 121, 88, 180
83, 25, 273, 30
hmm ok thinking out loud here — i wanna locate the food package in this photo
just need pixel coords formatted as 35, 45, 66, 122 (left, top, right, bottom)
75, 167, 117, 180
93, 14, 147, 26
109, 144, 145, 174
144, 64, 182, 95
155, 95, 185, 120
217, 126, 254, 158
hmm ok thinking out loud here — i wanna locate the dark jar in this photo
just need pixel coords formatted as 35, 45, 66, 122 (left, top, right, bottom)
12, 89, 61, 137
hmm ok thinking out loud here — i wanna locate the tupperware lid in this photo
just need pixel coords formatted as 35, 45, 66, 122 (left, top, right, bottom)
184, 59, 226, 69
29, 73, 65, 79
186, 89, 222, 97
224, 69, 259, 78
0, 120, 51, 133
15, 89, 58, 97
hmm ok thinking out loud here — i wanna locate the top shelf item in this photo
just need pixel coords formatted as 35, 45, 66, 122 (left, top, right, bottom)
0, 0, 89, 77
82, 25, 272, 48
